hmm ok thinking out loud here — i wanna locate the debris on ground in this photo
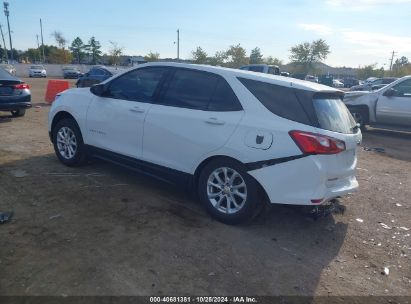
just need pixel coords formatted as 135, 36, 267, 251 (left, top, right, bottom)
10, 169, 28, 178
49, 214, 63, 220
399, 227, 409, 231
363, 147, 386, 153
304, 200, 346, 220
396, 203, 403, 207
0, 211, 13, 224
356, 218, 364, 223
380, 223, 392, 230
382, 267, 390, 276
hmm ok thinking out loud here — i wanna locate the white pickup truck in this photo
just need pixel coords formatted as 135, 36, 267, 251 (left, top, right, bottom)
344, 76, 411, 132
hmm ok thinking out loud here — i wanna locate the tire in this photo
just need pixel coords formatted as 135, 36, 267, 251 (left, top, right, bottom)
11, 109, 26, 117
52, 118, 87, 167
198, 158, 260, 225
349, 107, 369, 131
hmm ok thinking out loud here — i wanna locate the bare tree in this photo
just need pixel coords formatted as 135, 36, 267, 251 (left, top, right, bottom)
52, 31, 67, 49
109, 41, 124, 65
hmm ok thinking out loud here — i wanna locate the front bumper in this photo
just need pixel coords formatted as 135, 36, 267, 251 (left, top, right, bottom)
248, 155, 358, 206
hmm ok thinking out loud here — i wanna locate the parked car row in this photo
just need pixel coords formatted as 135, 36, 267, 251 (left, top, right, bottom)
350, 77, 398, 91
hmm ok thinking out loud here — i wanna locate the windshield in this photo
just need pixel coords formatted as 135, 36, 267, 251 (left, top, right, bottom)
313, 98, 357, 134
31, 65, 44, 69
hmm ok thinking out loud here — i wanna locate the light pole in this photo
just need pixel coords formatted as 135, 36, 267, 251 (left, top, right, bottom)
0, 23, 7, 62
3, 2, 13, 63
177, 29, 180, 61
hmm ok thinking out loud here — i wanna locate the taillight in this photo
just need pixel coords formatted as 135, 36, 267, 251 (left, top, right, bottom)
289, 130, 346, 155
13, 83, 30, 90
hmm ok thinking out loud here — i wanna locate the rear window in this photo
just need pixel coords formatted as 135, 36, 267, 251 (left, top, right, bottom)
313, 98, 357, 134
238, 77, 311, 125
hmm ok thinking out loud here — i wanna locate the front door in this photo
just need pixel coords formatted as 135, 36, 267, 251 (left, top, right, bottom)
86, 67, 169, 158
377, 79, 411, 126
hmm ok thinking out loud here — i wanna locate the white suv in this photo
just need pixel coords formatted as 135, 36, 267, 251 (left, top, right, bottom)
48, 63, 361, 224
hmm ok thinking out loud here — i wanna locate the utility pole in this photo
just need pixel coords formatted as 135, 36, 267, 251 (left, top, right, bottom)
0, 23, 7, 62
36, 34, 40, 63
3, 2, 13, 63
40, 18, 45, 63
389, 50, 397, 71
177, 29, 180, 61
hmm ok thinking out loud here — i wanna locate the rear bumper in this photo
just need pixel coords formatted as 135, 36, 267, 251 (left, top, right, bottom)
248, 154, 358, 206
0, 102, 32, 111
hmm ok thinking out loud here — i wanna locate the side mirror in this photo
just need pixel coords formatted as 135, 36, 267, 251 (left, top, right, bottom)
90, 84, 106, 97
383, 88, 397, 97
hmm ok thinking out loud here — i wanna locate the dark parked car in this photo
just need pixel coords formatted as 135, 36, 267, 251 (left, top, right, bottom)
350, 77, 398, 91
76, 66, 121, 88
343, 78, 360, 88
0, 69, 31, 117
63, 66, 83, 79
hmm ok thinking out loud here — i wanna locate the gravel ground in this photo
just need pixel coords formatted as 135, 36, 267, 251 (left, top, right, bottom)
0, 78, 410, 297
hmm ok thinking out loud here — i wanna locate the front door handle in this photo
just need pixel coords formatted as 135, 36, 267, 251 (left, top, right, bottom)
129, 107, 145, 113
205, 117, 225, 125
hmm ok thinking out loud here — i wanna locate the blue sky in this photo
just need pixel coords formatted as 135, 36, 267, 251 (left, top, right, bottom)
5, 0, 411, 67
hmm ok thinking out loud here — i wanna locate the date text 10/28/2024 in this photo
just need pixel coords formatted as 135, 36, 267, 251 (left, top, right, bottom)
150, 297, 258, 303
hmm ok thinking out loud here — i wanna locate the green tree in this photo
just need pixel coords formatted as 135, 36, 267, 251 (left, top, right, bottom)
70, 37, 86, 64
264, 56, 283, 66
108, 41, 124, 65
144, 51, 160, 62
226, 44, 248, 68
357, 64, 384, 80
207, 51, 228, 66
85, 37, 102, 65
249, 47, 263, 64
289, 39, 330, 73
192, 46, 208, 64
48, 48, 72, 64
20, 48, 41, 63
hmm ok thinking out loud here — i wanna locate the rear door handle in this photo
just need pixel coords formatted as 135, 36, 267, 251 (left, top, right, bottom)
129, 107, 145, 113
205, 117, 225, 125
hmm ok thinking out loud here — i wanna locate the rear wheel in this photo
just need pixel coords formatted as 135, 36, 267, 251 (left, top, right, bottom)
52, 118, 87, 167
11, 109, 26, 117
198, 158, 260, 224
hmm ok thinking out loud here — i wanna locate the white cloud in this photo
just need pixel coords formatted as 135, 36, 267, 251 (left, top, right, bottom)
342, 31, 411, 56
298, 23, 333, 36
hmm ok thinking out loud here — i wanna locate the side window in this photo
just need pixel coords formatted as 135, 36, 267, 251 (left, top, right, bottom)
88, 68, 98, 76
159, 69, 218, 110
238, 77, 311, 125
106, 67, 168, 102
248, 66, 264, 73
391, 79, 411, 97
239, 66, 249, 71
208, 79, 243, 111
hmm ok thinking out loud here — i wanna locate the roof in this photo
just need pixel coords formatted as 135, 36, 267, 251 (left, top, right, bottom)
136, 62, 341, 93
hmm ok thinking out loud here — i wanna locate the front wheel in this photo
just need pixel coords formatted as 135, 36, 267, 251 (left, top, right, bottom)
350, 108, 368, 131
52, 118, 87, 167
198, 158, 260, 224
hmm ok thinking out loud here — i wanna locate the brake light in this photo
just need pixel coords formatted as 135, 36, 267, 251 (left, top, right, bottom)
13, 83, 30, 90
289, 130, 346, 155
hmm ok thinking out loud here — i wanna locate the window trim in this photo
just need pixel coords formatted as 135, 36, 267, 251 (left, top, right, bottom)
102, 66, 171, 103
156, 67, 243, 112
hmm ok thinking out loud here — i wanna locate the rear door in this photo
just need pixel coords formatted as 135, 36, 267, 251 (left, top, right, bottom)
86, 67, 169, 158
143, 68, 244, 173
376, 79, 411, 126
